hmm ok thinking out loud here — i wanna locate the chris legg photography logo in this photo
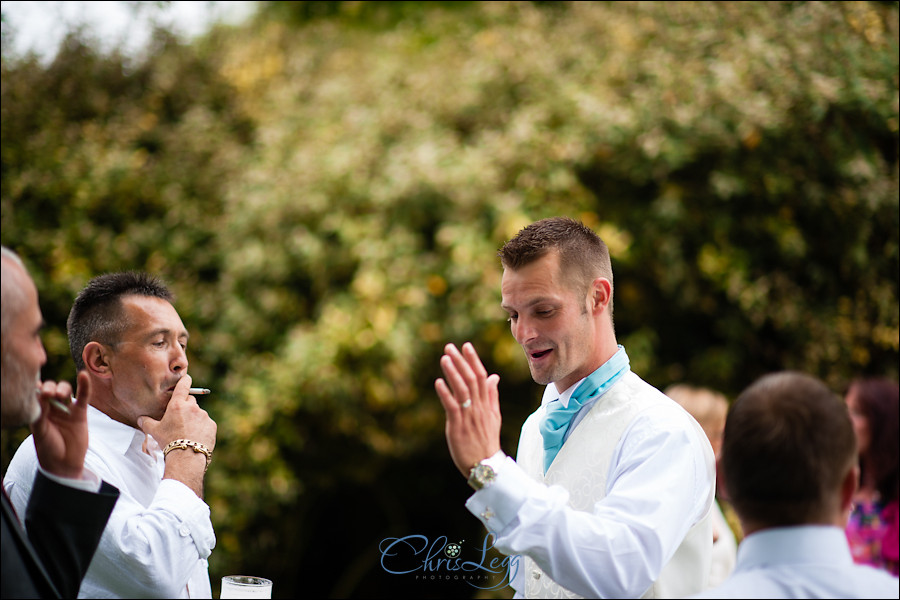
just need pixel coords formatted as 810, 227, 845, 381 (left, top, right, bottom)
379, 533, 519, 590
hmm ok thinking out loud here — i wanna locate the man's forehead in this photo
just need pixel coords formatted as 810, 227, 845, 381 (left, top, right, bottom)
120, 293, 175, 312
502, 252, 565, 289
1, 258, 40, 314
119, 295, 187, 333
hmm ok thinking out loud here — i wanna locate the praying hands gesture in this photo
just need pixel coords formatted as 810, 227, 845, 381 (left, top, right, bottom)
434, 342, 502, 478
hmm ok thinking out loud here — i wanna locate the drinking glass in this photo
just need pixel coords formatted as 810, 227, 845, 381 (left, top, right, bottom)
220, 575, 273, 599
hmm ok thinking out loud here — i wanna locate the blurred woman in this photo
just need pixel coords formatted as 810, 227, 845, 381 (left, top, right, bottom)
844, 377, 899, 576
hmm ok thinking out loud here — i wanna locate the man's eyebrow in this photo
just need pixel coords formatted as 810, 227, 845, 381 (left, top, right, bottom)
146, 328, 190, 341
501, 297, 558, 312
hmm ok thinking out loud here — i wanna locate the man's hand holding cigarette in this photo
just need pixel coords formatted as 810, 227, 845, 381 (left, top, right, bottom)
137, 374, 217, 498
31, 371, 93, 481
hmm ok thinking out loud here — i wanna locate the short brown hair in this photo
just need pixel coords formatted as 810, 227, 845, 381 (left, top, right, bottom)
67, 272, 174, 372
723, 371, 857, 526
498, 217, 613, 304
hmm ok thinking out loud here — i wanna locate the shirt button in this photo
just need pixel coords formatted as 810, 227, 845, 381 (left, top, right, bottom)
532, 570, 541, 580
180, 525, 190, 536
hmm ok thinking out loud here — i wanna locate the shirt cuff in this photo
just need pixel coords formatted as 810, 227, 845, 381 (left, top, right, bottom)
154, 479, 216, 558
465, 451, 542, 533
38, 465, 102, 493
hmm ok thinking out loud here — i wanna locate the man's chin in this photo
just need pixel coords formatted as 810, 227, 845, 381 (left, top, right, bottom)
529, 367, 554, 386
15, 391, 42, 426
28, 400, 42, 424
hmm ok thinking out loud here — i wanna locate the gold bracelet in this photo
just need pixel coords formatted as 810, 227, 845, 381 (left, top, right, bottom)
163, 439, 212, 472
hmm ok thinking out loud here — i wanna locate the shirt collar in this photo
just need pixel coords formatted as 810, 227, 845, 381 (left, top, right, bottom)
541, 379, 582, 409
735, 525, 854, 571
540, 345, 628, 410
87, 404, 151, 457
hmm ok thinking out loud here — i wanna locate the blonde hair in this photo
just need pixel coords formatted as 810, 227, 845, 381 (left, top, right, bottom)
666, 384, 729, 458
666, 384, 729, 428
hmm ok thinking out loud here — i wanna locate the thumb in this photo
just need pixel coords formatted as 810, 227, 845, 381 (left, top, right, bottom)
74, 370, 92, 414
487, 373, 501, 412
137, 415, 159, 436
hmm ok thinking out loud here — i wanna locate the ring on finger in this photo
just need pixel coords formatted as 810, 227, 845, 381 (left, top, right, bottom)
461, 398, 472, 409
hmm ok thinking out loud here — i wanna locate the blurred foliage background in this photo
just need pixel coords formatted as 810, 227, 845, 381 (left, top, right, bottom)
2, 1, 898, 598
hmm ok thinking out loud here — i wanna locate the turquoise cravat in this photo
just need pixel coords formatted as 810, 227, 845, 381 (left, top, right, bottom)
539, 346, 630, 474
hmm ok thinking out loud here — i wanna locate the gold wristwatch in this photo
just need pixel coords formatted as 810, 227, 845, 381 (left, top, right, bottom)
467, 461, 496, 490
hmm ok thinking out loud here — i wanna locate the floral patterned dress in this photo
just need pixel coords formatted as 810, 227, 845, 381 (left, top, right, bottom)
846, 496, 900, 576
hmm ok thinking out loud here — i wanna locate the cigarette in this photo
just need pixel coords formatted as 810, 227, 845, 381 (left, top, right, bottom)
189, 388, 211, 395
49, 398, 71, 414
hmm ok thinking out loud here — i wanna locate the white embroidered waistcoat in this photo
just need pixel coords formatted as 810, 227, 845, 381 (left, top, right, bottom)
516, 371, 713, 599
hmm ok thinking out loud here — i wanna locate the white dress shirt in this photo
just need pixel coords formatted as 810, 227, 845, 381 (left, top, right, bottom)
466, 377, 714, 598
4, 405, 215, 599
690, 526, 900, 599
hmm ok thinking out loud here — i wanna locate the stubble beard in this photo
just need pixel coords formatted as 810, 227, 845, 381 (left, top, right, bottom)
0, 350, 42, 426
527, 351, 561, 387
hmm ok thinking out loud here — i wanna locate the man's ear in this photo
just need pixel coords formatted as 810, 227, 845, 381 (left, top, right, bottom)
590, 277, 612, 315
840, 464, 860, 520
83, 341, 113, 378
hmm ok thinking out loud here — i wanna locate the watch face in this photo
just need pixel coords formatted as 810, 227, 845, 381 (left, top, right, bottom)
468, 462, 497, 490
474, 464, 495, 486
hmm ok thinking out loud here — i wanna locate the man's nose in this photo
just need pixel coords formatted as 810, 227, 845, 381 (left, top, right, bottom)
171, 346, 188, 372
514, 316, 538, 345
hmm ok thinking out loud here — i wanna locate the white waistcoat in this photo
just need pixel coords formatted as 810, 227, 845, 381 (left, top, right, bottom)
516, 371, 713, 599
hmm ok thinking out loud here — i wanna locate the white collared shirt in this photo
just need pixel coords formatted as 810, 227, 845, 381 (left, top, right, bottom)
4, 405, 215, 598
465, 376, 715, 598
690, 526, 900, 599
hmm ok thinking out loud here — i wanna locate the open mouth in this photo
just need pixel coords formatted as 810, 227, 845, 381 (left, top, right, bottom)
530, 349, 552, 360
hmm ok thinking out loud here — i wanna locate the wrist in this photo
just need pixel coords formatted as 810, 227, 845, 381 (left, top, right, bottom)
466, 451, 505, 490
35, 451, 86, 481
163, 438, 213, 472
38, 466, 100, 492
39, 464, 84, 482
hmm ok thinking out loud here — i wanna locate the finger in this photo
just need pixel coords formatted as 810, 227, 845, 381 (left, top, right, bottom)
39, 379, 73, 401
173, 373, 193, 401
137, 415, 159, 436
445, 344, 482, 404
38, 380, 75, 416
74, 370, 91, 412
462, 342, 488, 378
462, 342, 490, 404
440, 352, 472, 405
438, 347, 462, 387
435, 378, 461, 421
444, 344, 476, 393
486, 373, 501, 415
